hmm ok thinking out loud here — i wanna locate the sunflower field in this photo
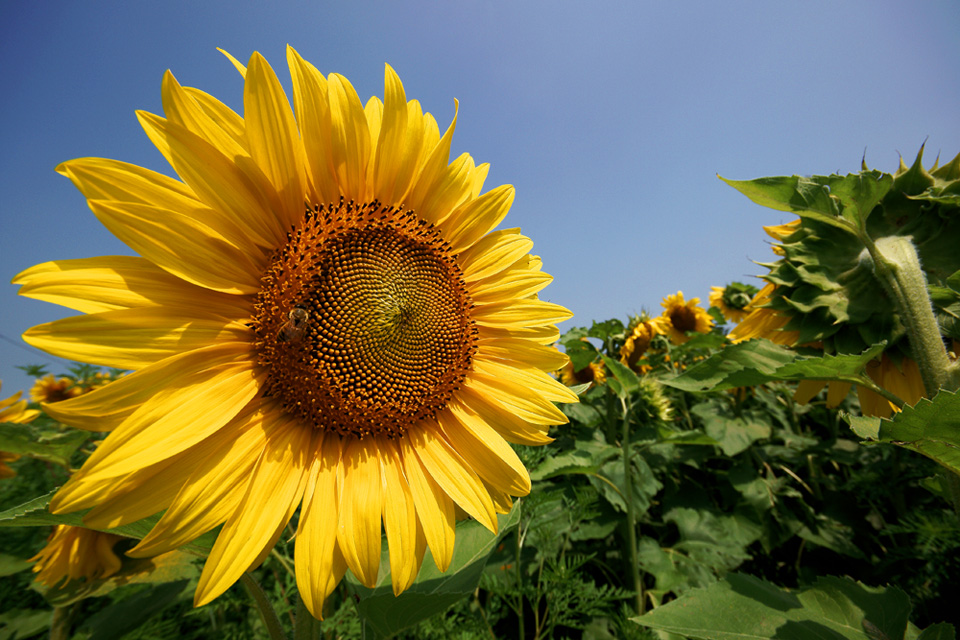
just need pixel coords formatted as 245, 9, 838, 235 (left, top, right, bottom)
2, 49, 960, 640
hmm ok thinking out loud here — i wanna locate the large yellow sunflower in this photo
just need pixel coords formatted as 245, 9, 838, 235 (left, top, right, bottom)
14, 48, 575, 617
31, 525, 125, 587
660, 291, 714, 344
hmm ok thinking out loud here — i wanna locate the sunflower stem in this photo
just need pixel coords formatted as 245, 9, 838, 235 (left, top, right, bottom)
294, 591, 322, 640
619, 395, 645, 616
864, 235, 952, 397
240, 571, 287, 640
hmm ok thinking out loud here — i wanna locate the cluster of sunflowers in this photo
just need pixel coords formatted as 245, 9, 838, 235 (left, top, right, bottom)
2, 46, 958, 634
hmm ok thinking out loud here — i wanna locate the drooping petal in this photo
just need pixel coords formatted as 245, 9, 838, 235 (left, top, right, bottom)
379, 438, 424, 595
296, 433, 348, 619
128, 401, 283, 555
400, 434, 455, 572
410, 424, 498, 533
335, 436, 383, 588
194, 415, 310, 607
438, 404, 531, 496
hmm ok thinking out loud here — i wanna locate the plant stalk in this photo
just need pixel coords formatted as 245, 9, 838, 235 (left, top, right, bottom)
240, 571, 287, 640
294, 591, 322, 640
620, 396, 645, 615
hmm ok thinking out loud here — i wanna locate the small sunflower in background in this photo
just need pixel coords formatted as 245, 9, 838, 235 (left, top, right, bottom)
0, 382, 40, 479
660, 291, 714, 345
30, 374, 81, 404
15, 47, 575, 617
620, 314, 668, 372
560, 359, 606, 386
31, 525, 125, 587
709, 282, 758, 324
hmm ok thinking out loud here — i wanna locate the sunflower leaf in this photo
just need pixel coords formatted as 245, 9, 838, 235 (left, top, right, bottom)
348, 504, 521, 638
663, 339, 885, 393
0, 423, 90, 468
854, 389, 960, 476
600, 354, 640, 397
632, 573, 916, 640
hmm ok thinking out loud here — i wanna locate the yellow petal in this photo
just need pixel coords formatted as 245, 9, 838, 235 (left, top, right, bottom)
406, 101, 458, 218
444, 185, 514, 254
439, 403, 530, 496
162, 70, 247, 161
296, 433, 348, 619
379, 438, 423, 595
476, 337, 568, 372
14, 256, 250, 316
336, 437, 383, 588
217, 48, 247, 77
128, 402, 281, 555
471, 270, 554, 305
410, 152, 476, 227
23, 307, 250, 370
137, 111, 284, 250
410, 425, 497, 533
244, 52, 307, 230
400, 435, 455, 572
195, 416, 311, 607
456, 387, 557, 445
286, 46, 339, 206
57, 451, 182, 518
39, 342, 244, 432
793, 379, 824, 405
328, 73, 371, 202
364, 96, 383, 153
472, 357, 578, 404
183, 86, 246, 146
65, 349, 262, 485
472, 299, 574, 330
478, 324, 561, 346
86, 198, 263, 295
460, 230, 534, 282
372, 65, 411, 205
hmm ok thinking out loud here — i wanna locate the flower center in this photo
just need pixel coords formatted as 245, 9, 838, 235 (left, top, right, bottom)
251, 200, 477, 438
669, 306, 698, 332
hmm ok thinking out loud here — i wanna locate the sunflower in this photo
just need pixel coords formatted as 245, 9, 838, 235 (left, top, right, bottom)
0, 382, 40, 479
559, 360, 606, 386
660, 291, 714, 345
31, 525, 124, 587
619, 315, 668, 371
14, 48, 575, 617
727, 283, 800, 346
709, 282, 757, 324
30, 374, 81, 404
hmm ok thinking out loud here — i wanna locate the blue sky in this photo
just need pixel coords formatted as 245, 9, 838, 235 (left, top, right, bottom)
2, 1, 959, 394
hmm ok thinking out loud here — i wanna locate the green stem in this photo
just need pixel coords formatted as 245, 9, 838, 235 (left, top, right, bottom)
515, 516, 525, 640
240, 571, 287, 640
49, 605, 77, 640
294, 591, 322, 640
620, 396, 644, 615
865, 235, 952, 396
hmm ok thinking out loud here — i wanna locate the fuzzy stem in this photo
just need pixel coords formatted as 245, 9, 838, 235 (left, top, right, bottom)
865, 235, 952, 396
620, 396, 645, 615
240, 571, 287, 640
294, 591, 322, 640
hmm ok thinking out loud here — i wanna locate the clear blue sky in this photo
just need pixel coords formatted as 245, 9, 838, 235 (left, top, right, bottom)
2, 1, 959, 394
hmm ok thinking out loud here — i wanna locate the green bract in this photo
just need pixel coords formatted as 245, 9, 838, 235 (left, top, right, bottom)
724, 146, 960, 361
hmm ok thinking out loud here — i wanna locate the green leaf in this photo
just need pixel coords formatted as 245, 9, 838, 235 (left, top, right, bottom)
530, 440, 620, 481
633, 573, 911, 640
0, 423, 90, 468
600, 354, 640, 397
40, 550, 198, 607
0, 554, 32, 578
691, 404, 772, 456
917, 623, 956, 640
665, 339, 885, 393
0, 492, 215, 554
869, 389, 960, 475
349, 504, 521, 638
78, 580, 190, 640
0, 608, 52, 640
